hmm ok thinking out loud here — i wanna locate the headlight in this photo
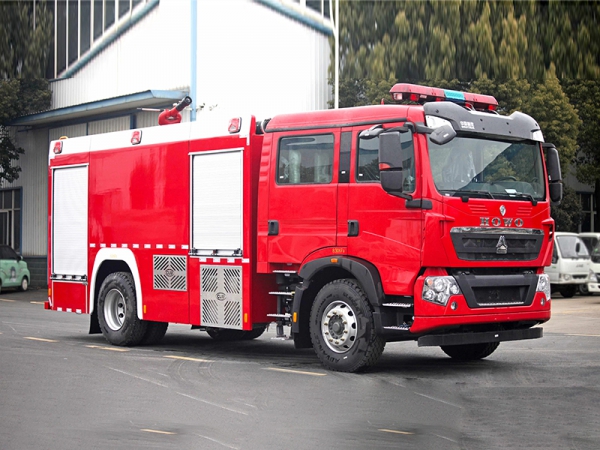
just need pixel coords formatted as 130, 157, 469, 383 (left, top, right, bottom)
561, 273, 571, 281
422, 276, 461, 306
536, 274, 551, 301
589, 270, 598, 282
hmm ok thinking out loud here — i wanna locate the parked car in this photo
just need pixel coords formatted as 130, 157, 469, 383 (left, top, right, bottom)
0, 245, 30, 293
545, 232, 592, 298
578, 232, 600, 295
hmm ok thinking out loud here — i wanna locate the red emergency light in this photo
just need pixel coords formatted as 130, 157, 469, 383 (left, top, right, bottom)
389, 83, 498, 111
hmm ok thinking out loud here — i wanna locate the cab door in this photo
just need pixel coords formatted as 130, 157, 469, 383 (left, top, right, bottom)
266, 130, 339, 264
346, 125, 423, 296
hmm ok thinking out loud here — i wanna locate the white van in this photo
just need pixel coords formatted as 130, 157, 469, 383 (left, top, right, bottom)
545, 232, 592, 298
577, 232, 600, 295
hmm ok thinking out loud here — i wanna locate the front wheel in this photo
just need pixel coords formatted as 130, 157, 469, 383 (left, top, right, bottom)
309, 279, 385, 372
97, 272, 147, 346
20, 277, 28, 292
440, 342, 500, 361
559, 285, 577, 298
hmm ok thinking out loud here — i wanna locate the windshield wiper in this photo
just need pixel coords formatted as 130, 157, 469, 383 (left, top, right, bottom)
450, 190, 496, 202
506, 192, 538, 206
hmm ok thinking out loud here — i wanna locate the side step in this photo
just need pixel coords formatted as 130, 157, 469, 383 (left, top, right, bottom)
269, 291, 294, 340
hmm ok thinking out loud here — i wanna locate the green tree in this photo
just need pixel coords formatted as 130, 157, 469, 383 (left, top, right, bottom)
552, 185, 583, 232
0, 0, 52, 183
563, 80, 600, 231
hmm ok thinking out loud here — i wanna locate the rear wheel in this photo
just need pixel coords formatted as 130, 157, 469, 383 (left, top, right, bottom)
20, 277, 28, 292
440, 342, 500, 361
309, 279, 385, 372
97, 272, 147, 346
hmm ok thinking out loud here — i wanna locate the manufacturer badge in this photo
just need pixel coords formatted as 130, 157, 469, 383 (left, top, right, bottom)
496, 235, 508, 254
500, 205, 506, 216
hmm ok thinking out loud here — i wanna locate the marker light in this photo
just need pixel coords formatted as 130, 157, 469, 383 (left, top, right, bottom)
53, 141, 63, 154
228, 117, 242, 134
131, 130, 142, 145
390, 83, 498, 111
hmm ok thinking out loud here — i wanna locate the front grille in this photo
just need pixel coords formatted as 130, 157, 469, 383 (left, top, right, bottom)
451, 227, 543, 261
454, 273, 537, 308
472, 286, 527, 306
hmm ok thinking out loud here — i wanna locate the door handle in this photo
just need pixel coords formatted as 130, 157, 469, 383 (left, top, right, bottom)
348, 220, 359, 237
268, 220, 279, 236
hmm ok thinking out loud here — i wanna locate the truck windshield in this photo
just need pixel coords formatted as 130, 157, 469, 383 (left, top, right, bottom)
428, 135, 546, 201
556, 235, 590, 259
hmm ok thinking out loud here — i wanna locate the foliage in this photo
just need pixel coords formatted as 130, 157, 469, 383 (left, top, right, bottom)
0, 1, 52, 183
335, 1, 600, 84
552, 185, 583, 232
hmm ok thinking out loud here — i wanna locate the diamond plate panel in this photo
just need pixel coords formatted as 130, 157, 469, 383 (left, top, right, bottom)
200, 265, 242, 329
153, 256, 187, 291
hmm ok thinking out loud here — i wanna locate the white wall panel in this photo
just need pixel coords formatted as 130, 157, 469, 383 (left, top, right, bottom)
196, 1, 332, 119
52, 1, 331, 118
7, 128, 50, 256
52, 3, 190, 108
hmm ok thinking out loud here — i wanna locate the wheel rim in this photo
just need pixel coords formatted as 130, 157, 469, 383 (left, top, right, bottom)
104, 289, 126, 331
21, 278, 28, 290
320, 300, 358, 353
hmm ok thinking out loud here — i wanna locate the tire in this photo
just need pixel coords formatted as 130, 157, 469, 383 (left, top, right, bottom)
440, 342, 500, 361
19, 277, 28, 292
309, 279, 385, 372
560, 285, 577, 298
206, 327, 247, 341
140, 321, 168, 345
97, 272, 147, 346
579, 284, 590, 296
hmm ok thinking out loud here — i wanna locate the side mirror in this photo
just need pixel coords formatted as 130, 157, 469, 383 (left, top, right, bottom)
549, 182, 563, 205
378, 132, 408, 199
543, 143, 562, 182
429, 124, 456, 145
378, 132, 403, 169
543, 143, 563, 204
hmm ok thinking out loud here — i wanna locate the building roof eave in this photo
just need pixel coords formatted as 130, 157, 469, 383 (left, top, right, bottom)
9, 89, 189, 128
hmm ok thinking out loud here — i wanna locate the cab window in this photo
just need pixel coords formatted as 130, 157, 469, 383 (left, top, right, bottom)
277, 134, 334, 184
357, 130, 416, 192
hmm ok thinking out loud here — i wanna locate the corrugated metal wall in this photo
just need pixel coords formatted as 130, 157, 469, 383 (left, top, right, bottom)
52, 3, 187, 108
88, 117, 130, 135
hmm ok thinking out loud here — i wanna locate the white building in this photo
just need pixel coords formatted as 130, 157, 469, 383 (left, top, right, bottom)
9, 0, 333, 286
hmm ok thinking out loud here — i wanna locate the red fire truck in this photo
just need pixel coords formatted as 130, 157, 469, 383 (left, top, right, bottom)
47, 84, 563, 372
